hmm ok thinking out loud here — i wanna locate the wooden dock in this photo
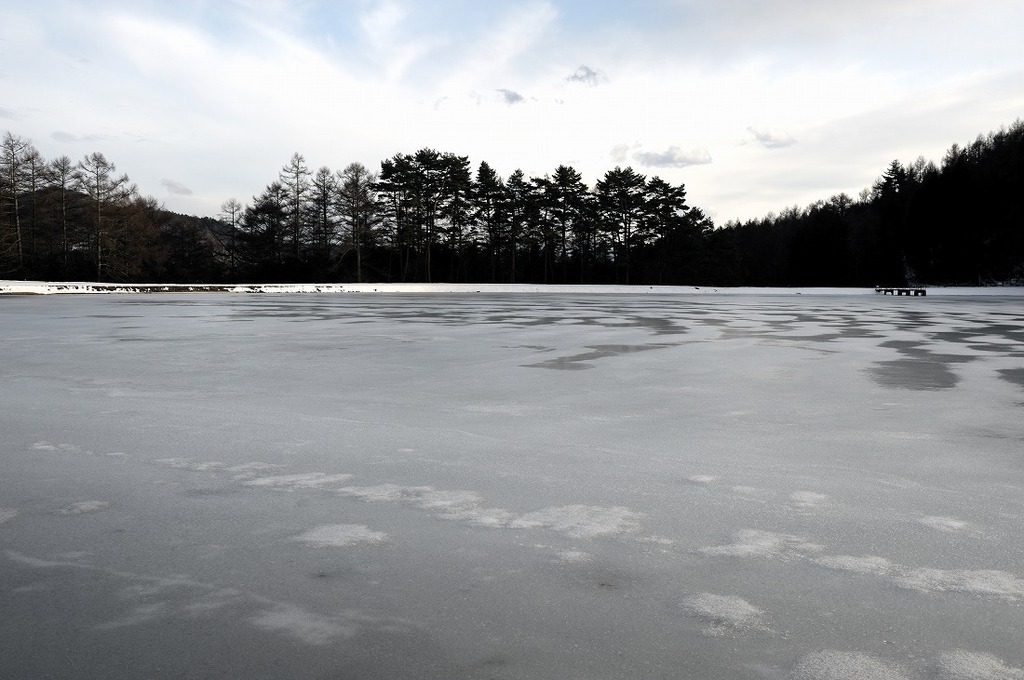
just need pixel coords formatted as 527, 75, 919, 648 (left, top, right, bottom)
875, 287, 927, 296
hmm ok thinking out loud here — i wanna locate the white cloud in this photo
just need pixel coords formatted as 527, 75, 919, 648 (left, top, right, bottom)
610, 142, 639, 164
633, 146, 712, 168
566, 65, 605, 86
161, 179, 193, 196
747, 127, 797, 149
496, 88, 525, 105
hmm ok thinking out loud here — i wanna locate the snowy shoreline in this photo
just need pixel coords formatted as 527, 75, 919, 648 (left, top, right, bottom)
2, 280, 1023, 296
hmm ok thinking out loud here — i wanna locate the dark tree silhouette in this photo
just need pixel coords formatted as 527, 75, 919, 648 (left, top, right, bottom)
3, 118, 1022, 286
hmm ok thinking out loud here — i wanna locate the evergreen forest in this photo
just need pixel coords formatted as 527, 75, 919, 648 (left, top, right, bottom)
2, 120, 1022, 286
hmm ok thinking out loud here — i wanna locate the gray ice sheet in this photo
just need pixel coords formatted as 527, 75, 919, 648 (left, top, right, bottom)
1, 292, 1023, 679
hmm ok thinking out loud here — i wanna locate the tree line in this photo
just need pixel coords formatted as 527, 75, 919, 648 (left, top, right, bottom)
216, 150, 714, 285
716, 120, 1024, 286
0, 133, 226, 283
2, 121, 1022, 285
0, 134, 712, 284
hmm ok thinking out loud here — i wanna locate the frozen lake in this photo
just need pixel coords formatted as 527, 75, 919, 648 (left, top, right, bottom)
2, 291, 1023, 679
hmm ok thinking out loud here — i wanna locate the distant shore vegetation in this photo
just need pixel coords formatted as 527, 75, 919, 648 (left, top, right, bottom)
2, 120, 1022, 286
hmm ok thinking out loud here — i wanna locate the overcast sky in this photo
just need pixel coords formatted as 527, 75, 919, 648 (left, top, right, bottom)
3, 0, 1023, 223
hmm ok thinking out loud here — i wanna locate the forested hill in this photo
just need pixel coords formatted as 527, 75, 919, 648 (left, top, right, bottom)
2, 121, 1022, 286
718, 120, 1024, 287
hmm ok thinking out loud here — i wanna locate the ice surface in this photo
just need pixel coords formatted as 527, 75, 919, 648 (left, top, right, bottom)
2, 288, 1023, 679
789, 491, 829, 509
556, 549, 593, 563
154, 457, 228, 471
918, 515, 970, 533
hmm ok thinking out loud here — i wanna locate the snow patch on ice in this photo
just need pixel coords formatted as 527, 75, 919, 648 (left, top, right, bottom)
933, 650, 1024, 680
0, 508, 19, 524
813, 555, 895, 576
155, 458, 227, 472
339, 484, 642, 537
701, 529, 824, 559
30, 441, 86, 454
687, 475, 718, 485
892, 568, 1024, 601
337, 483, 430, 503
243, 473, 354, 490
227, 462, 287, 479
810, 555, 1024, 601
732, 485, 763, 495
557, 550, 593, 564
919, 515, 969, 533
465, 402, 529, 416
292, 522, 387, 548
58, 501, 110, 515
291, 524, 389, 547
414, 488, 487, 512
337, 483, 516, 527
638, 535, 675, 546
682, 593, 768, 636
705, 527, 1024, 603
461, 506, 524, 528
789, 651, 909, 680
790, 491, 828, 509
249, 604, 356, 645
509, 505, 643, 538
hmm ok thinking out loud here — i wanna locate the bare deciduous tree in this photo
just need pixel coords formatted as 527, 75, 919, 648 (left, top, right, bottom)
219, 197, 244, 276
47, 155, 76, 274
279, 153, 311, 262
73, 152, 136, 281
0, 132, 36, 271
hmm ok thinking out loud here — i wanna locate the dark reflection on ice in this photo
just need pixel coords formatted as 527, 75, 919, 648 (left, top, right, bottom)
868, 358, 961, 390
998, 368, 1024, 388
866, 339, 978, 390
